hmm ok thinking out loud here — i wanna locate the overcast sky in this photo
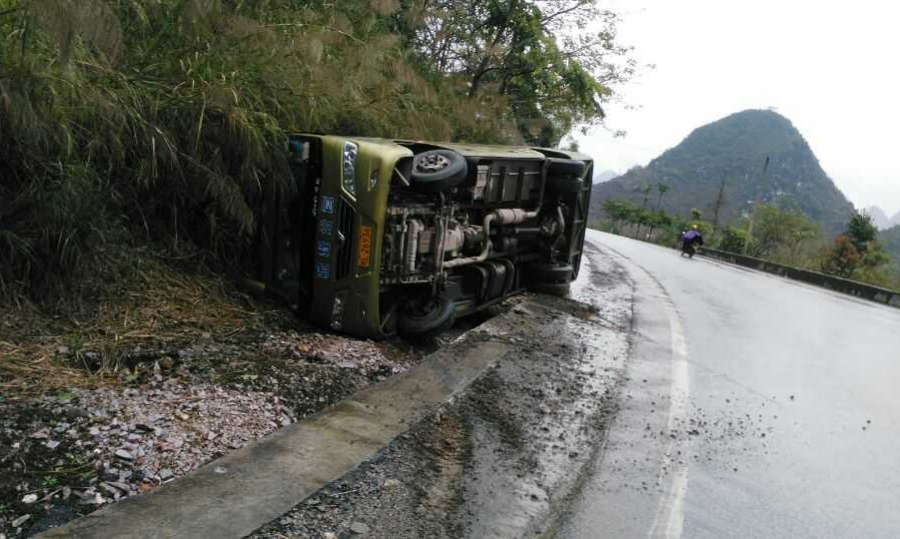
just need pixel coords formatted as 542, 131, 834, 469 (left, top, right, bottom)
575, 0, 900, 217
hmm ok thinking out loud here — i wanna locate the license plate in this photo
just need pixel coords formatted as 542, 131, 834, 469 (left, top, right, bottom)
358, 225, 372, 268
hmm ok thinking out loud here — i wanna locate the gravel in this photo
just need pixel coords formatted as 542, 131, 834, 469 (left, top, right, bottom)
349, 521, 370, 535
0, 324, 424, 537
249, 249, 636, 538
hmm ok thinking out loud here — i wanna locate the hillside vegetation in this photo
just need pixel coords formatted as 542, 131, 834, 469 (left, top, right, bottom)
0, 0, 635, 303
881, 225, 900, 268
597, 199, 899, 291
591, 109, 855, 235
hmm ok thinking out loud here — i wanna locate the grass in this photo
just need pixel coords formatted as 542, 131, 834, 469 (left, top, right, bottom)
0, 245, 273, 398
0, 0, 519, 304
0, 340, 96, 396
0, 1, 457, 394
0, 0, 621, 396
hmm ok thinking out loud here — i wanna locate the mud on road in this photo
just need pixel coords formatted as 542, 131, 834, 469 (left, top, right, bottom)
250, 247, 634, 539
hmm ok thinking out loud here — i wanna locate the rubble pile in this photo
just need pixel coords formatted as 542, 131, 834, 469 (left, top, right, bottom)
261, 331, 413, 375
0, 324, 423, 537
0, 379, 294, 536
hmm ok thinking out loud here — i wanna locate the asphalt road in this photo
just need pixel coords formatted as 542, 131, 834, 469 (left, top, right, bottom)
556, 231, 900, 539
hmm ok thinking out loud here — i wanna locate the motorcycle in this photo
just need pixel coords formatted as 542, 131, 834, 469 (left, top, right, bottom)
680, 230, 703, 258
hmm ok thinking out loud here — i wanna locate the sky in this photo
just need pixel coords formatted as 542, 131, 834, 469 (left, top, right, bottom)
575, 0, 900, 217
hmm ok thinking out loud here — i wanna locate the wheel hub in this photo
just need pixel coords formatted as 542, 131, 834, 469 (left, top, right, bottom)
416, 153, 450, 172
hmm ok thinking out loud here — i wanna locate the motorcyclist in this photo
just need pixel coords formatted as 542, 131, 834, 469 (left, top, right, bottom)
681, 225, 704, 258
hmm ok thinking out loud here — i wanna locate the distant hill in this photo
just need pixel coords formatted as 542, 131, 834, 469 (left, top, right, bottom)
590, 109, 856, 235
881, 225, 900, 264
865, 205, 893, 230
892, 210, 900, 227
593, 169, 620, 183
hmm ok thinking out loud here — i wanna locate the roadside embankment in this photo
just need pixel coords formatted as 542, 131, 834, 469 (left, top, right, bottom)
700, 247, 900, 309
36, 243, 634, 539
0, 266, 426, 538
249, 242, 634, 539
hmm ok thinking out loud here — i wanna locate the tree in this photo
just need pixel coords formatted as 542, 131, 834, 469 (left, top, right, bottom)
601, 199, 638, 234
744, 156, 771, 252
635, 207, 653, 237
846, 211, 878, 253
718, 227, 753, 254
405, 0, 637, 146
710, 171, 727, 236
602, 197, 711, 247
634, 184, 652, 237
749, 204, 820, 259
640, 184, 652, 210
821, 235, 861, 278
656, 182, 669, 210
821, 211, 889, 279
646, 210, 672, 239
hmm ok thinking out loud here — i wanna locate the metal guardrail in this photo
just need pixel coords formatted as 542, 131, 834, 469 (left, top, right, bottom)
699, 247, 900, 309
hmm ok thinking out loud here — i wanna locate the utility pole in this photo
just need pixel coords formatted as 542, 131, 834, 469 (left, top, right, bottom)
745, 156, 770, 254
638, 184, 651, 239
711, 170, 727, 236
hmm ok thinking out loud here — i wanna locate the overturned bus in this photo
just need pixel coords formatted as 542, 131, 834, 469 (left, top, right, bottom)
249, 135, 592, 339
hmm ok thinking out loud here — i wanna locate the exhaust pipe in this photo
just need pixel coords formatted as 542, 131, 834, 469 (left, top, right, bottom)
406, 219, 423, 273
443, 209, 539, 269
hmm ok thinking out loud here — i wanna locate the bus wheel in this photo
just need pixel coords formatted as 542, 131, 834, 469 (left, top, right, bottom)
398, 295, 457, 335
410, 150, 468, 193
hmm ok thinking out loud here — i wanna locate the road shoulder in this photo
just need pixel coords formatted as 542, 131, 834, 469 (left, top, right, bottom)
39, 245, 635, 539
38, 334, 509, 538
251, 243, 635, 538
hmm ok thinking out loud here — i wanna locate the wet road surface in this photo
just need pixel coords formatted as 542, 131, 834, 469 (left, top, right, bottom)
556, 231, 900, 539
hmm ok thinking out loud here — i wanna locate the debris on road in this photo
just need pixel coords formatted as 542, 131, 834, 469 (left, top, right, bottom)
249, 249, 635, 539
349, 521, 371, 535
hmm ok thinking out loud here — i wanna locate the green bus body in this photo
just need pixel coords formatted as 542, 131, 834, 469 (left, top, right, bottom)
254, 134, 593, 339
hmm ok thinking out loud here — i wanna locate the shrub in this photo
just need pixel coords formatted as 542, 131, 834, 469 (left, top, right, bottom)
717, 226, 754, 254
0, 1, 512, 301
820, 235, 860, 278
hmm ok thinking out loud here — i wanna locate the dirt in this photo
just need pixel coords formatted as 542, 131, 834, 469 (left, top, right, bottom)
248, 250, 635, 538
0, 270, 517, 537
460, 368, 527, 450
0, 292, 428, 538
1, 244, 624, 538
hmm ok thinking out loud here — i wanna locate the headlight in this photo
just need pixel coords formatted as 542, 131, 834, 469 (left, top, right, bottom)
342, 142, 358, 196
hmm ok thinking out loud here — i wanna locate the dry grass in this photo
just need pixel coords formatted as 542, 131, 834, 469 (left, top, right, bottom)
0, 250, 270, 399
0, 340, 98, 397
80, 261, 255, 349
0, 0, 523, 302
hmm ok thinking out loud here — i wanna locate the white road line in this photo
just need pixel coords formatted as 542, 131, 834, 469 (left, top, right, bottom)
586, 235, 693, 539
647, 290, 691, 539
